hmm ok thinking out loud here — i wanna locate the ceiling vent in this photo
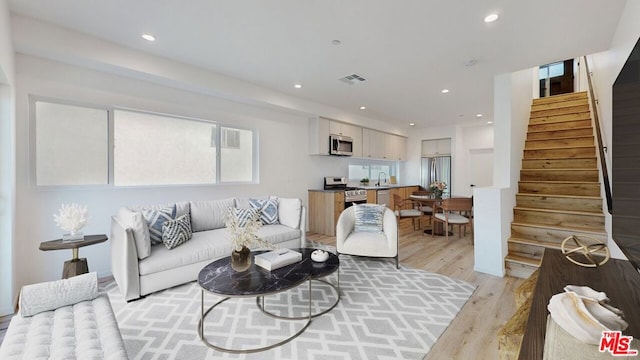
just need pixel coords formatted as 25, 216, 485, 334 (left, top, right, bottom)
339, 73, 367, 85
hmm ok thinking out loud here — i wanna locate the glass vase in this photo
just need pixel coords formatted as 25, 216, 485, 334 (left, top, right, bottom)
231, 246, 251, 272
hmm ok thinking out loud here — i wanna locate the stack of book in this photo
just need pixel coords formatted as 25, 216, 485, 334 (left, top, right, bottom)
255, 249, 302, 271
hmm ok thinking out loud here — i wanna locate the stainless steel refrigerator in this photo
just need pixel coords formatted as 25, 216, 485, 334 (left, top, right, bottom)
421, 156, 451, 195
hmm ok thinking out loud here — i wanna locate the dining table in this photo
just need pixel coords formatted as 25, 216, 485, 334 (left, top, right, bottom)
408, 194, 454, 236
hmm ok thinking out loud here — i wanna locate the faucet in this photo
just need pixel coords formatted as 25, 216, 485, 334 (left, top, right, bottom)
376, 172, 387, 186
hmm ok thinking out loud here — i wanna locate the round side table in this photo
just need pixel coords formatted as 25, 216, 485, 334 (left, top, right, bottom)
39, 234, 108, 279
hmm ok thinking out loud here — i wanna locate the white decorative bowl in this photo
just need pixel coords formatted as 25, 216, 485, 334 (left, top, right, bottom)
311, 249, 329, 262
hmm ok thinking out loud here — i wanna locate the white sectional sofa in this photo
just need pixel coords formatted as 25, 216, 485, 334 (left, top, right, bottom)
110, 196, 306, 301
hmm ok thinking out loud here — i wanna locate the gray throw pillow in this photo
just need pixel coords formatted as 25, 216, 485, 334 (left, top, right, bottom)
141, 205, 176, 245
354, 204, 385, 233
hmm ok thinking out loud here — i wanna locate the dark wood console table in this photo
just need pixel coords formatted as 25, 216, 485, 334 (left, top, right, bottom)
39, 234, 108, 279
518, 249, 640, 359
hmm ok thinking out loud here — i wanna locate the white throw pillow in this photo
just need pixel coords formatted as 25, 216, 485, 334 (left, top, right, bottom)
19, 272, 98, 317
190, 198, 235, 231
272, 197, 302, 229
117, 207, 151, 259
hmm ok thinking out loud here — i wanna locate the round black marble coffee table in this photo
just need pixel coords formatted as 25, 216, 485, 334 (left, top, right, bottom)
256, 248, 340, 319
198, 250, 313, 354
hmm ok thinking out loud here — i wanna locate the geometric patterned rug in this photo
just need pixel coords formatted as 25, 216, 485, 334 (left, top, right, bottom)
102, 249, 475, 360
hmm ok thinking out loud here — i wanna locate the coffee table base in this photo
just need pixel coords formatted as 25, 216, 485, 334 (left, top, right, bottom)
256, 278, 340, 319
198, 281, 312, 354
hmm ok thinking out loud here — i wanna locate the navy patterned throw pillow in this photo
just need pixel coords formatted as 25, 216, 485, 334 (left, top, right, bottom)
354, 204, 385, 233
248, 198, 279, 225
162, 213, 192, 250
141, 205, 177, 245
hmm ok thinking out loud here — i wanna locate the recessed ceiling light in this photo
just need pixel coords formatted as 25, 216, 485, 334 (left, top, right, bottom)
409, 122, 415, 126
476, 114, 483, 118
294, 83, 303, 89
142, 34, 156, 41
484, 14, 499, 23
360, 106, 366, 110
441, 89, 449, 94
487, 121, 493, 124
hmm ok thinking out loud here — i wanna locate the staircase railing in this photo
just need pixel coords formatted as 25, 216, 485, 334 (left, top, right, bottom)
583, 56, 612, 214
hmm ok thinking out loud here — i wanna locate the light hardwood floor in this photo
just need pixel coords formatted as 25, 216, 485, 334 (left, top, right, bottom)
309, 219, 524, 360
1, 222, 523, 359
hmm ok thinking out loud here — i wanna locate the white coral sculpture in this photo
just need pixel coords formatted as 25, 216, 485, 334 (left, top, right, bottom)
53, 203, 89, 234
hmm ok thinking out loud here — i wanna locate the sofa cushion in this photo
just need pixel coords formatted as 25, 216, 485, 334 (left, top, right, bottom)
116, 207, 151, 259
271, 197, 302, 229
19, 272, 98, 317
162, 213, 193, 250
249, 198, 279, 225
139, 229, 234, 275
141, 205, 177, 245
190, 198, 235, 232
138, 225, 302, 276
354, 204, 385, 233
256, 225, 301, 244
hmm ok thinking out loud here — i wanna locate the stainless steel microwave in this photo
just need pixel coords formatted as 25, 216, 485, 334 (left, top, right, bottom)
330, 134, 353, 156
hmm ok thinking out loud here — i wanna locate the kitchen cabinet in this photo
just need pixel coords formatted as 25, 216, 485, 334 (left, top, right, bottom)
362, 128, 386, 159
366, 190, 377, 204
330, 121, 362, 157
384, 133, 408, 161
309, 117, 362, 157
308, 190, 344, 236
421, 138, 451, 156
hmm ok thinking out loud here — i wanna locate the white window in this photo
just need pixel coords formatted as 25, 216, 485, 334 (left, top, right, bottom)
220, 127, 254, 182
32, 98, 257, 187
348, 164, 394, 182
113, 110, 218, 186
33, 100, 109, 186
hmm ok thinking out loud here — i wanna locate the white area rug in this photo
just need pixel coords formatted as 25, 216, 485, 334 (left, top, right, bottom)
103, 252, 475, 360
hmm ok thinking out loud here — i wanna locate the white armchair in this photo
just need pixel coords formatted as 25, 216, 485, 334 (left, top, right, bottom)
336, 205, 399, 268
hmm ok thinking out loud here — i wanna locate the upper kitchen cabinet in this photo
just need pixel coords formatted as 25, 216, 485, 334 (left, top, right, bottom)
421, 138, 451, 157
309, 117, 362, 156
384, 133, 408, 161
362, 128, 386, 159
330, 120, 363, 157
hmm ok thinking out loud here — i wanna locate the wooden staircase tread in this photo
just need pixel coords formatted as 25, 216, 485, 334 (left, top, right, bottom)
514, 206, 605, 216
527, 126, 593, 134
522, 157, 597, 160
532, 92, 587, 104
505, 254, 541, 267
520, 168, 598, 171
516, 193, 601, 200
524, 145, 595, 150
525, 135, 594, 141
511, 221, 606, 235
518, 180, 600, 184
508, 237, 607, 250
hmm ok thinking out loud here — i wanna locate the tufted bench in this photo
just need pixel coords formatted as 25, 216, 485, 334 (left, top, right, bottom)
0, 273, 128, 360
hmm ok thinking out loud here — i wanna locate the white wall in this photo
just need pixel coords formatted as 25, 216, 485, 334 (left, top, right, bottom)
585, 0, 640, 260
13, 54, 311, 288
474, 69, 532, 277
0, 0, 16, 315
3, 14, 418, 303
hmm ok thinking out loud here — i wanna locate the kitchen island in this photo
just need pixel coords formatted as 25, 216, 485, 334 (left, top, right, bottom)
308, 185, 420, 236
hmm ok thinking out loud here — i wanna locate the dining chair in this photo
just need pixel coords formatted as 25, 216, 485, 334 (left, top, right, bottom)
431, 197, 473, 242
411, 190, 434, 223
392, 193, 423, 231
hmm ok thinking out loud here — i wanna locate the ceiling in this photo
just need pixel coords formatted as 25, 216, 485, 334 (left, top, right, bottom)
8, 0, 628, 128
